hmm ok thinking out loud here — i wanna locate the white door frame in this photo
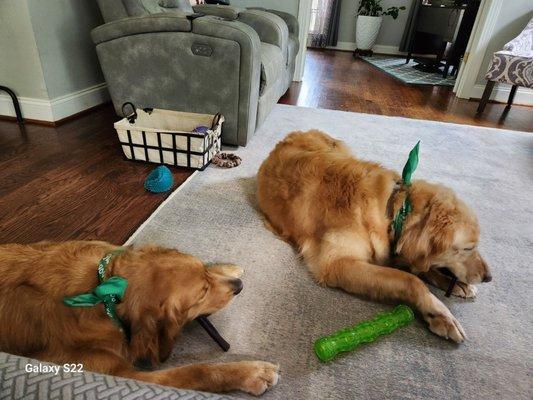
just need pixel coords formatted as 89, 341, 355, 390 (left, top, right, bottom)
453, 0, 504, 99
294, 0, 312, 82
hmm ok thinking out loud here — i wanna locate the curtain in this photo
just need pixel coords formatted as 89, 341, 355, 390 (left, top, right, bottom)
399, 0, 421, 52
308, 0, 342, 48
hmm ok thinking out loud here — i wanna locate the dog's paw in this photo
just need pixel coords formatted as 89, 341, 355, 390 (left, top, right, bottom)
451, 282, 477, 299
239, 361, 279, 396
424, 295, 467, 343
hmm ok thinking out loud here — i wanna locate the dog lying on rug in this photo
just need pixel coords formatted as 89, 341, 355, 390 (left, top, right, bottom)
0, 241, 279, 395
257, 130, 492, 343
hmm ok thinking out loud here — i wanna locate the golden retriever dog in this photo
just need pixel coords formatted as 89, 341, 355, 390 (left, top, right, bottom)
257, 131, 492, 343
0, 241, 279, 395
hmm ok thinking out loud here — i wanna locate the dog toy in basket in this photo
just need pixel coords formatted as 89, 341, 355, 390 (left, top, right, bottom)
115, 103, 229, 170
144, 165, 173, 193
314, 305, 414, 362
193, 125, 241, 168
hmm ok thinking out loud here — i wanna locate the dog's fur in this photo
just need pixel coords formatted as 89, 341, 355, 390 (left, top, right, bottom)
0, 241, 279, 395
257, 131, 492, 342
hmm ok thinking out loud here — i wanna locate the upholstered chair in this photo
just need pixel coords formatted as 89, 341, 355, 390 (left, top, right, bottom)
92, 0, 299, 146
477, 18, 533, 113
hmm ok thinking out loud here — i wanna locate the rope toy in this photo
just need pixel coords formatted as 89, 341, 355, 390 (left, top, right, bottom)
192, 125, 242, 169
212, 152, 242, 168
144, 165, 173, 193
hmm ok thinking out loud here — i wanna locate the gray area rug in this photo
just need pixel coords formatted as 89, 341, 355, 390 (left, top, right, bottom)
128, 105, 532, 400
362, 55, 456, 86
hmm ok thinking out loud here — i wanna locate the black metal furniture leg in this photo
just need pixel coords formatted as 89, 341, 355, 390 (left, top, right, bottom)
476, 80, 495, 114
0, 85, 24, 124
507, 85, 518, 107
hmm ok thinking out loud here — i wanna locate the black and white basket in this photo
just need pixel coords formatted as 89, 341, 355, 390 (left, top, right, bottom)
114, 103, 224, 170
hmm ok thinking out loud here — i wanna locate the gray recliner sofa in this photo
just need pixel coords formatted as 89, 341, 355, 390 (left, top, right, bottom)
92, 0, 299, 146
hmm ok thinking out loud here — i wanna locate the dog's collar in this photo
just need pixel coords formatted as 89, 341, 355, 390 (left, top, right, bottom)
389, 142, 420, 255
63, 249, 130, 339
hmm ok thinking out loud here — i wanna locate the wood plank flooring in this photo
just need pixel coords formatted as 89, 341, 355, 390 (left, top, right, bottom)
281, 50, 532, 132
0, 106, 192, 244
0, 50, 530, 244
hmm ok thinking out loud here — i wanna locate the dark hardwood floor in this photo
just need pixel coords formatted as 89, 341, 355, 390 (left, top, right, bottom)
281, 50, 532, 132
1, 50, 530, 244
0, 106, 193, 244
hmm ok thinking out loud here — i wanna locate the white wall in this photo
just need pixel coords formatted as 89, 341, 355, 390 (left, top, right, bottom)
0, 0, 108, 121
0, 0, 48, 99
26, 0, 105, 99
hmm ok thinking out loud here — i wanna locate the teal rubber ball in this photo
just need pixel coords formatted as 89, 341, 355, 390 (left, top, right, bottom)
144, 165, 173, 193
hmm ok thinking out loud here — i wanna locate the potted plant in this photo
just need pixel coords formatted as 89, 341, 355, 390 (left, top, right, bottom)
354, 0, 406, 57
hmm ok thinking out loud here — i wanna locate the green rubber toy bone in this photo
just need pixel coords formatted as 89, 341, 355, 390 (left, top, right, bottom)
314, 305, 414, 362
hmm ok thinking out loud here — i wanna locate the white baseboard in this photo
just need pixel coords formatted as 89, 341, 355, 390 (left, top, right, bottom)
0, 83, 109, 122
326, 42, 404, 56
470, 83, 533, 106
0, 95, 53, 121
50, 83, 110, 121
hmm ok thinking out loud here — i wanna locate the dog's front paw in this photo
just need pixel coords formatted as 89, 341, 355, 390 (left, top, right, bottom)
239, 361, 279, 396
424, 295, 467, 343
451, 282, 477, 299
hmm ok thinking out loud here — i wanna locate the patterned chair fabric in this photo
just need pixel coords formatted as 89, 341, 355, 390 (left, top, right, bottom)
484, 18, 533, 88
0, 352, 234, 400
477, 18, 533, 113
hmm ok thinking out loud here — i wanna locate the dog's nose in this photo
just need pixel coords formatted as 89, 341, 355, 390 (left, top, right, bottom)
483, 274, 492, 283
231, 279, 243, 295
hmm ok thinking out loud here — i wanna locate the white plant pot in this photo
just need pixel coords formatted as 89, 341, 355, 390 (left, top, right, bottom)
355, 15, 383, 50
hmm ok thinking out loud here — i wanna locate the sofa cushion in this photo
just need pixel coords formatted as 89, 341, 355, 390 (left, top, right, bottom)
123, 0, 193, 17
192, 4, 242, 20
92, 13, 191, 45
158, 0, 194, 13
259, 42, 284, 95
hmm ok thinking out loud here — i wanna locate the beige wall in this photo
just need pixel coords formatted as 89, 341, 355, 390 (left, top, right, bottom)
0, 0, 48, 99
475, 1, 533, 85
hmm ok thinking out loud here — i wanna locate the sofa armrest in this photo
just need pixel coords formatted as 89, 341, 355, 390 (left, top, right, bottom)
91, 12, 191, 44
192, 4, 243, 20
191, 16, 262, 146
265, 10, 299, 37
238, 10, 288, 63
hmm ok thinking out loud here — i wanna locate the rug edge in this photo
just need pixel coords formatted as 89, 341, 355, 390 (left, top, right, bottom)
274, 104, 533, 136
124, 171, 199, 246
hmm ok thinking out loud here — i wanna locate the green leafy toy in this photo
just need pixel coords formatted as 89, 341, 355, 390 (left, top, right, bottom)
314, 305, 414, 362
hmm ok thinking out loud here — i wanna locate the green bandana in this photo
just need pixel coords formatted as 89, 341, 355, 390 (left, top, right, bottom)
63, 249, 129, 336
391, 142, 420, 254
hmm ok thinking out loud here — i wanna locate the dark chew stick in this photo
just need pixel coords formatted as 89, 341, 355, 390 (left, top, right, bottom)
445, 276, 458, 297
196, 316, 230, 352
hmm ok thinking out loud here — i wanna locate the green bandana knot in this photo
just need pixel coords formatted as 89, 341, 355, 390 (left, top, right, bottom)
63, 249, 129, 337
391, 142, 420, 254
62, 277, 127, 307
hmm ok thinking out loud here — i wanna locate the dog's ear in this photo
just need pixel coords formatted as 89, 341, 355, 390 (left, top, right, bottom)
129, 302, 186, 366
396, 197, 454, 273
129, 307, 162, 366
